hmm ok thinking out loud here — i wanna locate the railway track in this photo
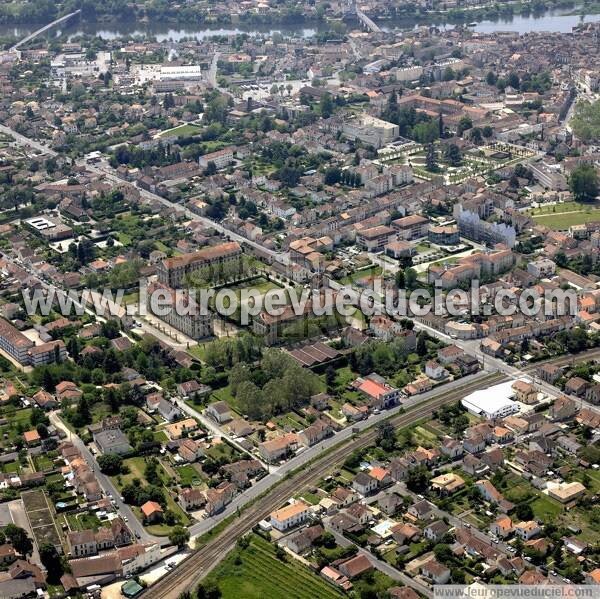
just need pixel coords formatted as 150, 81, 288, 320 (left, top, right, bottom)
144, 372, 504, 598
143, 348, 600, 598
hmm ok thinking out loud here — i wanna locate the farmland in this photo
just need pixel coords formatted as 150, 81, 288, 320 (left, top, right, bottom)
203, 534, 344, 599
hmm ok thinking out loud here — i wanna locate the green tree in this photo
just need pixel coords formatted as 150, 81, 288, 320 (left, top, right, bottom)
169, 526, 190, 548
395, 269, 405, 288
196, 582, 222, 599
319, 93, 333, 118
39, 543, 64, 583
97, 454, 123, 475
4, 524, 33, 556
571, 99, 600, 142
443, 143, 462, 167
425, 143, 438, 172
416, 332, 427, 356
569, 164, 598, 203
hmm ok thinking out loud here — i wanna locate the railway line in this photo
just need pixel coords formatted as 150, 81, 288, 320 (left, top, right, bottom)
143, 372, 505, 598
144, 346, 600, 598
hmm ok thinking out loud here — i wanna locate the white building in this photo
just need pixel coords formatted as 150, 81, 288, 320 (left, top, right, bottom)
199, 147, 234, 169
341, 114, 399, 149
527, 258, 556, 279
461, 380, 519, 420
270, 501, 310, 532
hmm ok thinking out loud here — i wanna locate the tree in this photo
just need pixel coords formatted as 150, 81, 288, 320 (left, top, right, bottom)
319, 93, 333, 118
204, 160, 217, 176
395, 269, 405, 289
456, 115, 473, 137
169, 526, 190, 548
508, 71, 520, 90
39, 543, 64, 583
569, 164, 598, 203
425, 143, 437, 172
515, 501, 534, 521
486, 71, 498, 86
97, 454, 123, 475
406, 465, 430, 492
376, 421, 396, 452
416, 332, 427, 356
443, 143, 462, 167
405, 268, 418, 290
196, 582, 222, 599
325, 366, 336, 392
571, 99, 600, 142
4, 524, 33, 556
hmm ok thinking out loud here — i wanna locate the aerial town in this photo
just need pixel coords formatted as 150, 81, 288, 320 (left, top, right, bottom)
0, 0, 599, 598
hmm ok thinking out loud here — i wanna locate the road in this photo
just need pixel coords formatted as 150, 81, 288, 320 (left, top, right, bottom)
83, 160, 289, 265
323, 522, 433, 597
0, 121, 287, 265
176, 399, 270, 470
48, 412, 165, 546
0, 124, 57, 156
1, 121, 595, 592
329, 279, 600, 415
143, 372, 507, 598
185, 369, 495, 538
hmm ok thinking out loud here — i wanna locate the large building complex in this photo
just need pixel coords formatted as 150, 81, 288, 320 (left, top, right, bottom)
0, 318, 66, 366
341, 114, 399, 148
156, 242, 243, 288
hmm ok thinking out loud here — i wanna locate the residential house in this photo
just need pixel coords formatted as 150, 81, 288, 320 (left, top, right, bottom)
424, 520, 452, 542
205, 401, 233, 424
270, 501, 310, 532
421, 558, 451, 584
352, 472, 378, 496
490, 515, 513, 538
514, 521, 541, 541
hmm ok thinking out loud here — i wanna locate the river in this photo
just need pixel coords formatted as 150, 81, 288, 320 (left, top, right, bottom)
0, 5, 599, 41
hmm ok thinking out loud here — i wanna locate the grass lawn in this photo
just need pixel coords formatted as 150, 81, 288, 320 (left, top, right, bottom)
531, 495, 563, 522
33, 454, 54, 472
204, 533, 344, 599
176, 464, 204, 486
205, 439, 239, 462
1, 460, 21, 474
112, 456, 169, 489
340, 265, 383, 285
67, 511, 102, 531
527, 201, 597, 215
574, 469, 600, 493
117, 232, 132, 246
209, 385, 241, 414
530, 209, 600, 229
159, 123, 202, 138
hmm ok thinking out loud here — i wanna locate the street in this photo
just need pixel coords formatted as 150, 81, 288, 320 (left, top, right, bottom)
48, 412, 165, 546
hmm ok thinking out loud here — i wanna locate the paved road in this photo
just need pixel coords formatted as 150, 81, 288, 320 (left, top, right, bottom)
186, 369, 494, 537
329, 280, 600, 415
323, 522, 433, 597
0, 124, 57, 156
176, 399, 270, 469
48, 412, 166, 546
83, 160, 289, 265
8, 499, 42, 567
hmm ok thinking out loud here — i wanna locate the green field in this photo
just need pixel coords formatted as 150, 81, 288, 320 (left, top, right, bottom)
160, 124, 202, 138
527, 201, 596, 215
527, 202, 600, 229
204, 534, 344, 599
531, 210, 600, 229
340, 265, 383, 285
530, 495, 563, 521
